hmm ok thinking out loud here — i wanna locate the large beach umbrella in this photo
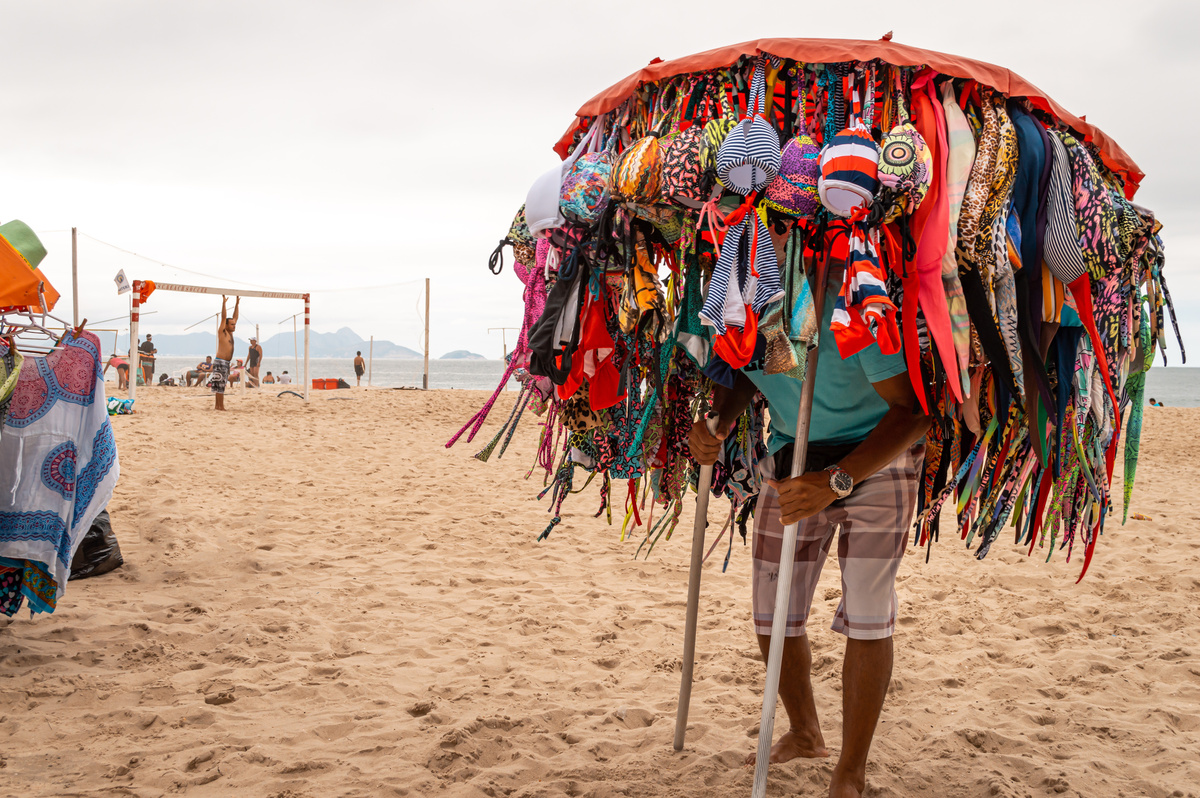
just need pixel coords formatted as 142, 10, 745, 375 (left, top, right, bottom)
554, 37, 1143, 188
451, 35, 1178, 798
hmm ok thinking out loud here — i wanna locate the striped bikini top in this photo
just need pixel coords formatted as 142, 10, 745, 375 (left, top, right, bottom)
1042, 131, 1089, 284
715, 56, 781, 195
818, 79, 879, 218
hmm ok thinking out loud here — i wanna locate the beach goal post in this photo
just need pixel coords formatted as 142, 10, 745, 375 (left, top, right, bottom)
128, 281, 310, 404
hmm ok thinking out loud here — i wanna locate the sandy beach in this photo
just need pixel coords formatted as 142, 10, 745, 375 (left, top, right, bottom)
1, 387, 1197, 798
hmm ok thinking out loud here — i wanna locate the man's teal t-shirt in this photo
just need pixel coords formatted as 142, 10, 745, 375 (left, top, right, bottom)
743, 286, 907, 454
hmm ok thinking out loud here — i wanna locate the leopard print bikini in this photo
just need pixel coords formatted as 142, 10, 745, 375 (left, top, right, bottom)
956, 87, 1000, 267
974, 98, 1019, 284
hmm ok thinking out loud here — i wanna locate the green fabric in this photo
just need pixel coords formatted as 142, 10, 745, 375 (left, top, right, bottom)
675, 260, 710, 367
1122, 370, 1146, 523
745, 283, 908, 454
0, 220, 47, 268
0, 347, 24, 415
1123, 303, 1154, 522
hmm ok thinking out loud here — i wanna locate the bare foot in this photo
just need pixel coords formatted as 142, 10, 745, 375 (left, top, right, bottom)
828, 769, 864, 797
744, 728, 829, 766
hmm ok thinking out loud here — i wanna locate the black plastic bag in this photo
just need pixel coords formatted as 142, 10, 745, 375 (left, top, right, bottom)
70, 510, 124, 580
336, 378, 351, 389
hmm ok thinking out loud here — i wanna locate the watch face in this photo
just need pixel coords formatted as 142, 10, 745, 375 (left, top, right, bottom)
830, 470, 853, 496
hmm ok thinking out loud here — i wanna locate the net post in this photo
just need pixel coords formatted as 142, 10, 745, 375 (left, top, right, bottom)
129, 283, 139, 403
303, 293, 310, 402
423, 278, 430, 390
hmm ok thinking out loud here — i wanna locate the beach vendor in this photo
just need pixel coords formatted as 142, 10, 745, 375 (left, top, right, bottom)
450, 35, 1180, 798
688, 222, 929, 797
213, 295, 238, 411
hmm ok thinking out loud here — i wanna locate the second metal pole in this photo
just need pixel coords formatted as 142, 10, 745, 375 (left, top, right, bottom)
674, 417, 720, 751
752, 257, 828, 798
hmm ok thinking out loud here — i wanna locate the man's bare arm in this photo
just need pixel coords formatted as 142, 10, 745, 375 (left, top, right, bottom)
835, 373, 930, 486
232, 297, 240, 325
769, 372, 931, 524
219, 296, 228, 328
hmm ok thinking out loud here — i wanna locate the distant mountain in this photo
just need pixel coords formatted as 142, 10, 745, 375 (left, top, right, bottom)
109, 327, 422, 359
259, 328, 422, 360
440, 350, 486, 360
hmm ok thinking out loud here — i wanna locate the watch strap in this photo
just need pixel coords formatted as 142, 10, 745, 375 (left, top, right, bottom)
825, 464, 853, 498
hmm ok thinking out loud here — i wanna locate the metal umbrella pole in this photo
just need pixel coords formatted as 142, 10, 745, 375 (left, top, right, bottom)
674, 416, 720, 751
752, 255, 829, 798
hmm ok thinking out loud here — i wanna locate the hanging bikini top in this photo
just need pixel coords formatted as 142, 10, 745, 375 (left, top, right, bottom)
715, 56, 781, 196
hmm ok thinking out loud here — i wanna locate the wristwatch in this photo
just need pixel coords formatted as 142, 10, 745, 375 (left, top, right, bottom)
825, 465, 854, 499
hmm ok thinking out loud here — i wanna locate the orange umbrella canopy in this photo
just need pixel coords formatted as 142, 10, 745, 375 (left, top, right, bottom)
0, 221, 58, 312
554, 37, 1143, 197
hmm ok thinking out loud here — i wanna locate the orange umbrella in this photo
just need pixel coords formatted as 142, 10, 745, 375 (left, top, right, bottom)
0, 221, 58, 313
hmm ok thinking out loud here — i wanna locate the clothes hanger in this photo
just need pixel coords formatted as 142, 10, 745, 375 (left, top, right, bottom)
0, 283, 84, 355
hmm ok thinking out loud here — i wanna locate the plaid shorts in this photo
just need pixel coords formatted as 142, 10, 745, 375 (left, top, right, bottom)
210, 358, 230, 395
751, 442, 924, 641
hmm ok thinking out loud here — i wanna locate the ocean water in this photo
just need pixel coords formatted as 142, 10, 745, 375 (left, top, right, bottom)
109, 356, 1199, 406
1143, 367, 1200, 408
111, 356, 517, 391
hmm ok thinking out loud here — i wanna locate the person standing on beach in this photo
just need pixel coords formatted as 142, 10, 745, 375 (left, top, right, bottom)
138, 334, 157, 385
354, 351, 366, 386
212, 296, 239, 411
688, 218, 929, 798
247, 337, 263, 388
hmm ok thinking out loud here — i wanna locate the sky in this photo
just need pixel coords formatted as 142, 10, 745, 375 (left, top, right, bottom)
2, 0, 1195, 362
